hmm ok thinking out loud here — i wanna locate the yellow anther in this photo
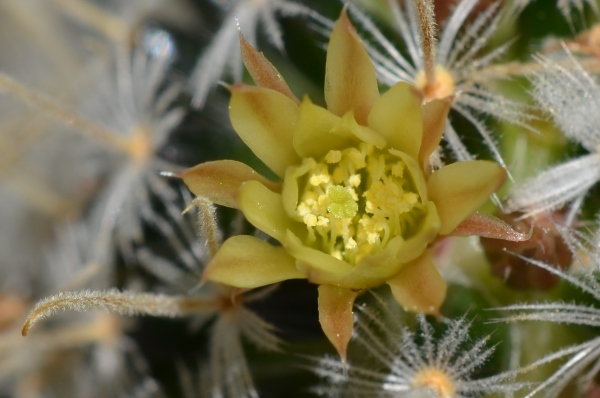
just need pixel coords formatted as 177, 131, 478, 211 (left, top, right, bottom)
309, 173, 330, 186
348, 149, 366, 169
348, 174, 361, 187
304, 214, 318, 227
392, 162, 405, 177
325, 150, 342, 163
345, 237, 357, 250
317, 216, 329, 227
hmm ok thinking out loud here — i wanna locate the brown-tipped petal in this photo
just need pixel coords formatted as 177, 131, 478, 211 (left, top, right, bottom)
180, 160, 280, 208
325, 9, 379, 125
230, 84, 300, 177
419, 97, 452, 167
318, 285, 359, 361
368, 82, 423, 159
428, 160, 506, 235
240, 33, 299, 104
204, 235, 305, 288
238, 180, 306, 243
292, 97, 352, 159
449, 212, 532, 242
387, 251, 447, 315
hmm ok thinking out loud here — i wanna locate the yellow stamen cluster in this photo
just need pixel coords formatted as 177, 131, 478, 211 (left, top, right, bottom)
296, 143, 425, 264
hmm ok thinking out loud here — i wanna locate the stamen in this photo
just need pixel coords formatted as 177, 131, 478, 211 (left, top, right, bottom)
294, 143, 425, 264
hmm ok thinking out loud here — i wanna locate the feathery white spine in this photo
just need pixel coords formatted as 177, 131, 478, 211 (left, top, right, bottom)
506, 154, 600, 216
22, 289, 191, 336
315, 299, 526, 397
491, 226, 600, 397
532, 54, 600, 152
511, 52, 600, 214
347, 0, 527, 169
190, 0, 317, 108
184, 195, 222, 260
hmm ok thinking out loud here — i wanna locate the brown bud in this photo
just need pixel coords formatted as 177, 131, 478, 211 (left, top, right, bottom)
481, 212, 572, 290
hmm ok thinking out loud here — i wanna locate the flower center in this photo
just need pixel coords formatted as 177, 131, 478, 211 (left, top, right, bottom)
295, 143, 425, 265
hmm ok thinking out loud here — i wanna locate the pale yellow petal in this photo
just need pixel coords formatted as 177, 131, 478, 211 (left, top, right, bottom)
344, 235, 406, 288
419, 97, 451, 166
331, 112, 386, 149
335, 202, 440, 289
281, 158, 316, 220
238, 180, 306, 242
240, 33, 299, 104
180, 160, 280, 208
427, 160, 506, 235
230, 84, 300, 177
368, 82, 423, 158
389, 148, 429, 201
318, 285, 359, 361
292, 97, 353, 159
203, 235, 305, 288
387, 251, 447, 315
325, 10, 379, 125
286, 230, 353, 280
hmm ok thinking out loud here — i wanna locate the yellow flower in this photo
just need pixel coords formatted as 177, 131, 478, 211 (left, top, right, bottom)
180, 10, 505, 359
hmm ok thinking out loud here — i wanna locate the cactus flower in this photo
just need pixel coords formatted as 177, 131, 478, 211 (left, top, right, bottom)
180, 10, 506, 359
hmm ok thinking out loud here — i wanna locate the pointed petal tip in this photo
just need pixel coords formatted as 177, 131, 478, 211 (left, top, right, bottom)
229, 85, 300, 177
449, 212, 532, 242
159, 171, 179, 178
318, 285, 358, 364
338, 6, 353, 32
239, 32, 299, 104
338, 348, 348, 363
325, 6, 379, 124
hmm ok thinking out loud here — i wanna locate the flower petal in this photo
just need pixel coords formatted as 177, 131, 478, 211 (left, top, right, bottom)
325, 9, 379, 125
427, 160, 506, 235
240, 33, 299, 104
332, 111, 386, 149
318, 285, 359, 361
340, 201, 440, 287
230, 84, 300, 177
203, 235, 305, 288
180, 160, 280, 208
387, 251, 447, 315
286, 230, 353, 279
419, 97, 451, 167
449, 212, 531, 242
292, 97, 353, 159
346, 236, 406, 288
389, 149, 429, 201
238, 180, 306, 242
368, 82, 423, 159
282, 158, 316, 220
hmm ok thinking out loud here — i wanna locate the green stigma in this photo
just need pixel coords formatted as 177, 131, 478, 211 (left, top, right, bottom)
326, 186, 359, 219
